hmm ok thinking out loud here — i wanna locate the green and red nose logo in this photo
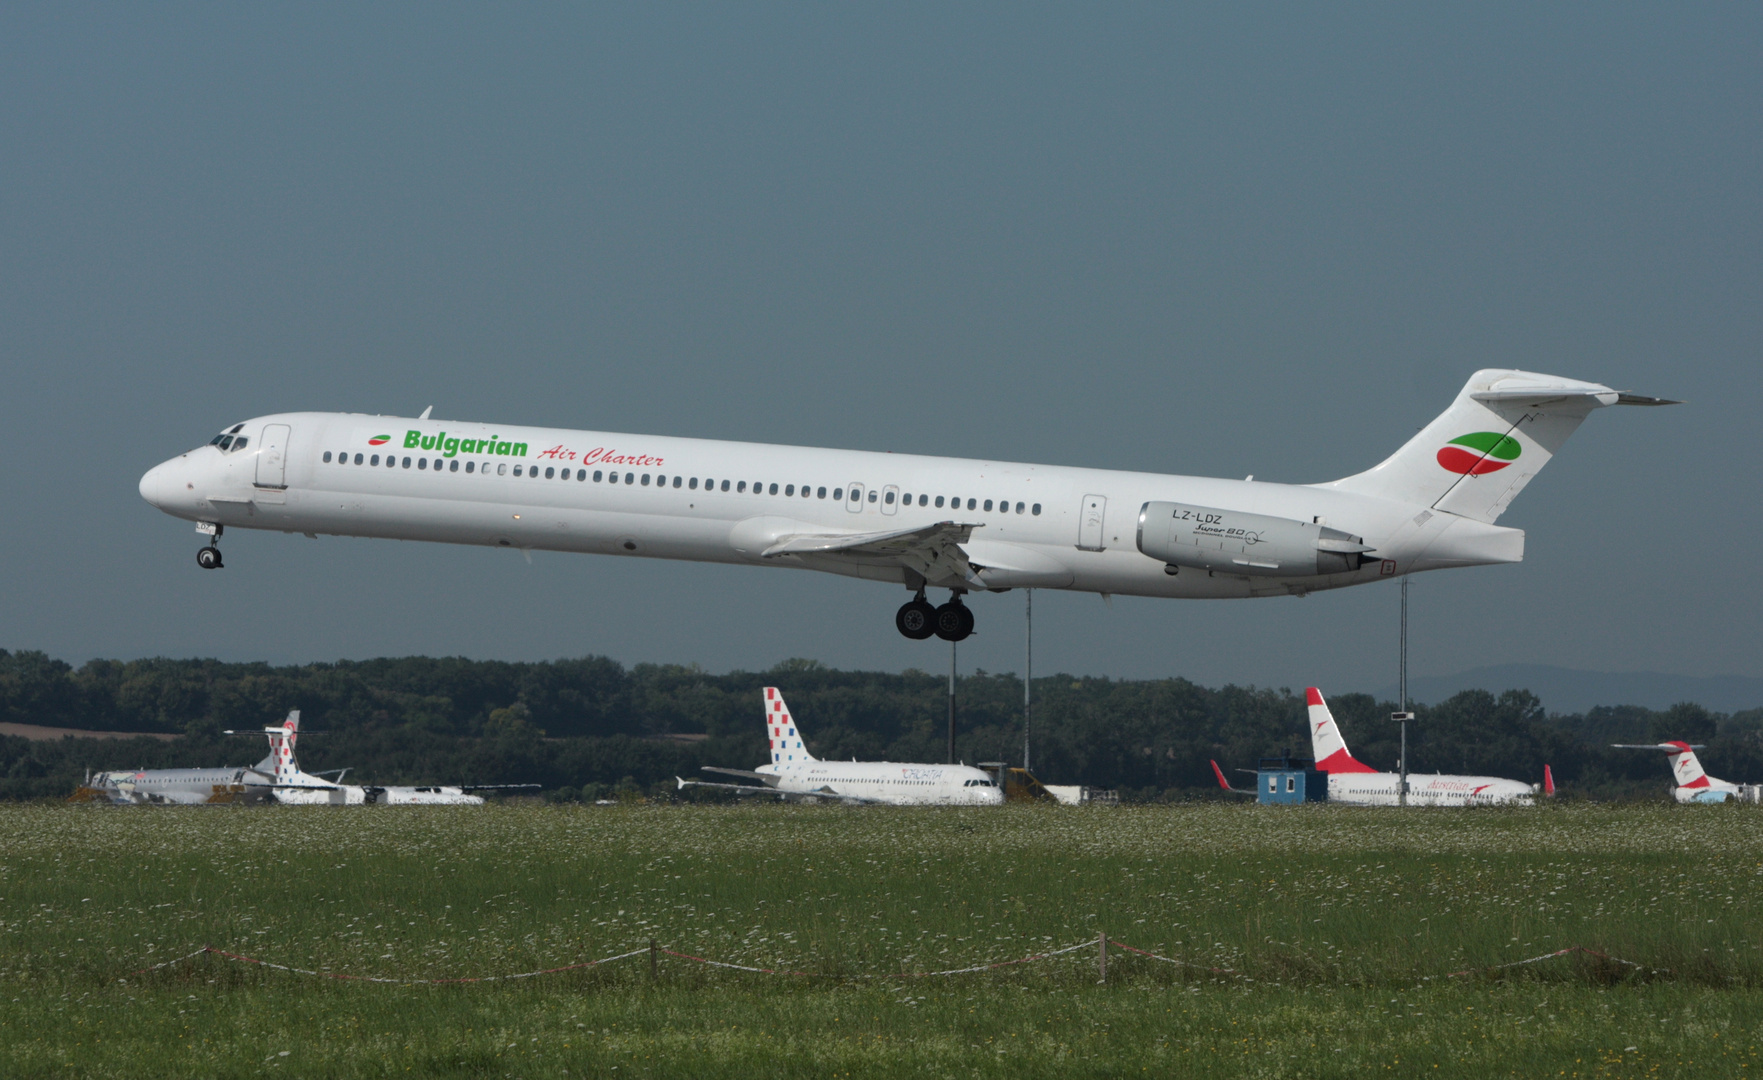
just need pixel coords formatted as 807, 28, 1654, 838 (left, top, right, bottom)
1437, 432, 1521, 475
367, 434, 391, 446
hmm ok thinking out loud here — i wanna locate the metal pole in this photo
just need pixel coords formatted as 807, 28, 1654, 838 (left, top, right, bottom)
1399, 575, 1409, 716
1023, 589, 1032, 774
1399, 576, 1409, 807
1097, 931, 1108, 983
947, 638, 957, 764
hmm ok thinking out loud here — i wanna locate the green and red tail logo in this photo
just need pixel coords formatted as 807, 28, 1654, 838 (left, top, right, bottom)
367, 434, 391, 446
1437, 432, 1521, 475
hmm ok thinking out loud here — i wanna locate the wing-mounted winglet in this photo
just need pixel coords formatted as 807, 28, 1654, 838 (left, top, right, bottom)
1210, 759, 1256, 797
762, 520, 989, 591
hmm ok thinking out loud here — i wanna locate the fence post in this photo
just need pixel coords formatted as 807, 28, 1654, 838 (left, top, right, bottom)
649, 938, 658, 980
1097, 931, 1107, 984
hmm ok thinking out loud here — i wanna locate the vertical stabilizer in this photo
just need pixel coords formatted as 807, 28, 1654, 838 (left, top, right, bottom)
1543, 764, 1556, 797
761, 688, 818, 765
1306, 688, 1377, 774
265, 711, 302, 784
1323, 370, 1626, 523
1664, 742, 1710, 789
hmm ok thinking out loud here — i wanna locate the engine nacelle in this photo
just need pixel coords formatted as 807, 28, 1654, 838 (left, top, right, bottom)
1136, 501, 1374, 577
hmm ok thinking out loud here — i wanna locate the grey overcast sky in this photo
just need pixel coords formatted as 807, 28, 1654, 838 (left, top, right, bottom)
2, 4, 1757, 694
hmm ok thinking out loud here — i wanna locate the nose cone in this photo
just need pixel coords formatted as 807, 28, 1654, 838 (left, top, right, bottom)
982, 787, 1005, 806
139, 458, 187, 512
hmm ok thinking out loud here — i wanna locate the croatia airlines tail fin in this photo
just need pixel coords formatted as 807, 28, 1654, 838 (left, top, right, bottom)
762, 688, 819, 765
1324, 369, 1676, 524
257, 711, 301, 782
1306, 688, 1376, 774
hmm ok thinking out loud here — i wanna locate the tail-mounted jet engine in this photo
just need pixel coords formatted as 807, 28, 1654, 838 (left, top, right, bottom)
1136, 501, 1375, 577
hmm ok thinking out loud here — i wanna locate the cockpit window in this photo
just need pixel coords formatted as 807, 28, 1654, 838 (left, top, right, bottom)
217, 435, 234, 450
230, 437, 247, 452
229, 423, 245, 434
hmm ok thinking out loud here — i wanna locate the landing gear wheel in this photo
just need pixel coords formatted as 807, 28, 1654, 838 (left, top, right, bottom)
896, 598, 937, 640
196, 546, 223, 570
933, 600, 974, 642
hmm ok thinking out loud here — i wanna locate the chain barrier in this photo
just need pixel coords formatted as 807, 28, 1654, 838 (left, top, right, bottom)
124, 945, 649, 985
121, 939, 1663, 986
1440, 945, 1667, 979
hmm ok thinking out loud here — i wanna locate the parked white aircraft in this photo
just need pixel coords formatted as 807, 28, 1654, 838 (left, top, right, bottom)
231, 711, 487, 806
680, 687, 1004, 805
138, 370, 1672, 640
72, 765, 268, 805
1307, 688, 1545, 807
1613, 742, 1762, 804
73, 712, 506, 805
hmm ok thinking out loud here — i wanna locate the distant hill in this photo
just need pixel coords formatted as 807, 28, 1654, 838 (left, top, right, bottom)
1374, 665, 1763, 715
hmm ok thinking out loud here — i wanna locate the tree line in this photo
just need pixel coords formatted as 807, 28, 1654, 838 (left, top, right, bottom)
2, 649, 1759, 802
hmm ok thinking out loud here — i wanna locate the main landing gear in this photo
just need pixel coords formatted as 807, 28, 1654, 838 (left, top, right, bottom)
895, 591, 973, 642
196, 523, 224, 570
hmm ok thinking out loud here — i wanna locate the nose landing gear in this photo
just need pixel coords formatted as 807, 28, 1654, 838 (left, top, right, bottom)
195, 522, 224, 569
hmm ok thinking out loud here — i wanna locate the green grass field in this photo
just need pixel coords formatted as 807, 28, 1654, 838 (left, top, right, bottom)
3, 802, 1762, 1077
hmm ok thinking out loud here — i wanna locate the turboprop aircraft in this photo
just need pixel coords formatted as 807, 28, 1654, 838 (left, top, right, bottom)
1613, 742, 1761, 804
680, 687, 1005, 805
1306, 688, 1547, 807
230, 711, 490, 806
138, 370, 1673, 641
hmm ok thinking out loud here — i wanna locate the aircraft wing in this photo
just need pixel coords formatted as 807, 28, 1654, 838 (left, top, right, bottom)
1211, 759, 1257, 797
678, 777, 885, 805
702, 766, 774, 783
761, 520, 987, 591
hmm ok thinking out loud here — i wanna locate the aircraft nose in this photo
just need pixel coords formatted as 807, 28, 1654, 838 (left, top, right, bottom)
139, 458, 187, 511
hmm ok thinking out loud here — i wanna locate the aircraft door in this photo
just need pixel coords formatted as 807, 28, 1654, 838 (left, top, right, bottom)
846, 483, 864, 513
1077, 494, 1107, 551
256, 424, 291, 489
881, 484, 900, 516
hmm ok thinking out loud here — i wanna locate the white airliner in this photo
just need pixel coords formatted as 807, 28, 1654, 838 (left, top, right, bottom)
73, 712, 503, 805
72, 764, 267, 805
1614, 742, 1761, 804
138, 369, 1673, 640
1307, 688, 1544, 807
237, 711, 488, 806
679, 687, 1004, 805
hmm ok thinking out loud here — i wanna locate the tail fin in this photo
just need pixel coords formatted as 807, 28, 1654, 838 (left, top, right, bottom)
1306, 688, 1376, 774
1324, 369, 1638, 523
1543, 764, 1555, 797
761, 688, 818, 765
264, 710, 301, 783
1664, 742, 1710, 789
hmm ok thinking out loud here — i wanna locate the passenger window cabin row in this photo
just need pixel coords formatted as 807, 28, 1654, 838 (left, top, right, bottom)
319, 450, 1041, 515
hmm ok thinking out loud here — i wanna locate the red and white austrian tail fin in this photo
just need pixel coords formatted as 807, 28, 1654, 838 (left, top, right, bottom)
1306, 688, 1376, 774
761, 688, 818, 765
1664, 742, 1710, 789
265, 710, 302, 783
1543, 764, 1556, 797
